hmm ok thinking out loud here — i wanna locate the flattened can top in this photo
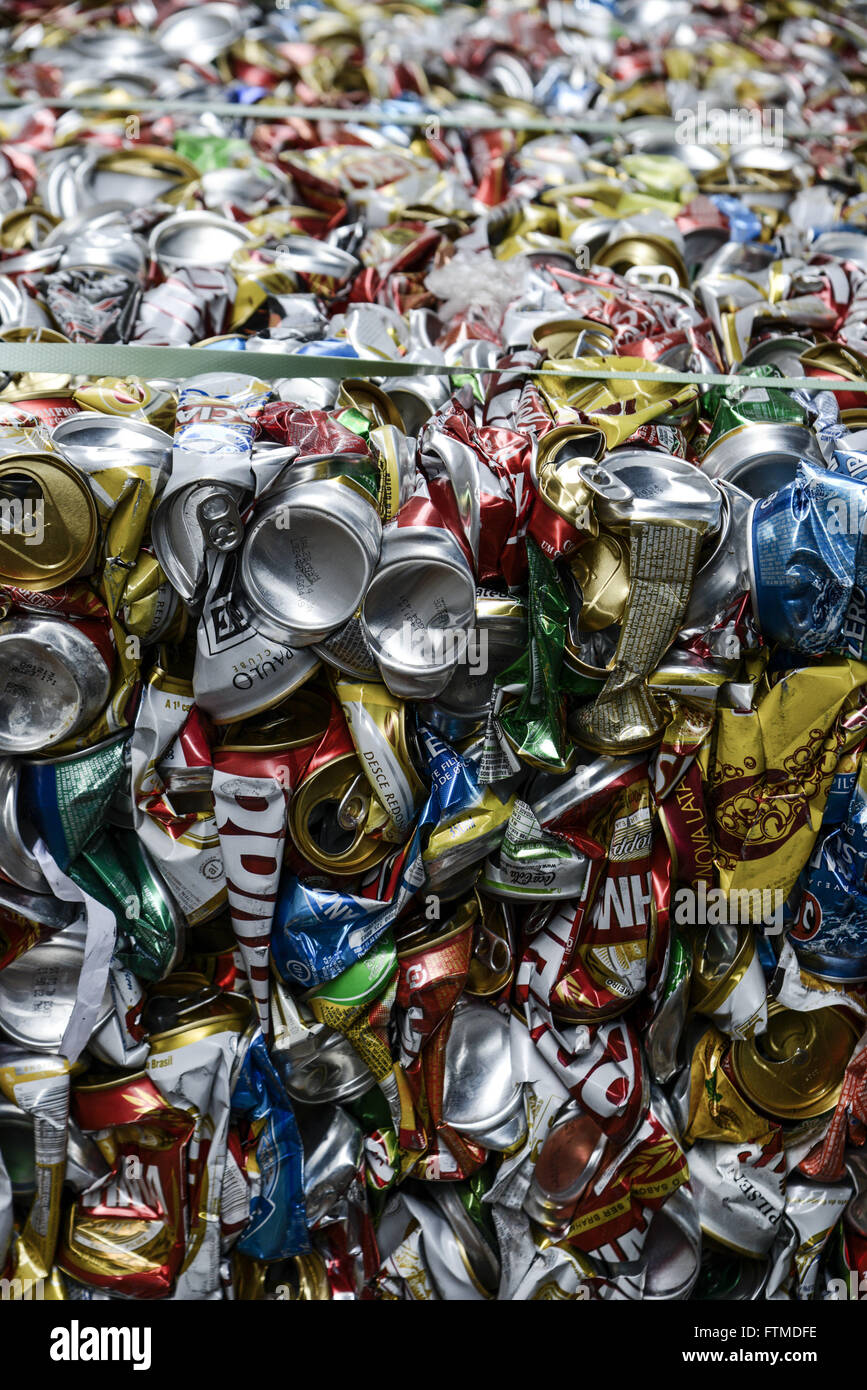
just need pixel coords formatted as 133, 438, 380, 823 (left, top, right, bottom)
442, 1000, 522, 1132
275, 235, 361, 281
700, 421, 823, 499
0, 756, 48, 894
156, 2, 250, 60
0, 451, 97, 590
730, 1003, 860, 1121
584, 449, 722, 529
0, 920, 111, 1052
52, 410, 173, 465
0, 614, 112, 753
75, 145, 199, 209
148, 211, 255, 273
240, 475, 381, 646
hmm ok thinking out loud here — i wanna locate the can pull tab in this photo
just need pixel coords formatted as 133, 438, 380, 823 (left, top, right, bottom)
473, 922, 511, 975
336, 774, 370, 832
572, 327, 616, 358
624, 263, 681, 290
575, 461, 633, 506
196, 491, 244, 552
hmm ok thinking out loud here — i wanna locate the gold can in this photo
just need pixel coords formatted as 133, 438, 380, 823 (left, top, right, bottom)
289, 750, 392, 876
145, 973, 252, 1051
272, 1253, 332, 1301
233, 1250, 333, 1301
690, 925, 756, 1016
465, 893, 514, 999
395, 895, 479, 960
0, 451, 98, 589
0, 326, 69, 345
799, 342, 867, 409
0, 384, 78, 416
595, 233, 689, 287
730, 1002, 861, 1122
334, 677, 425, 842
534, 426, 607, 536
121, 551, 186, 644
219, 685, 333, 753
688, 921, 768, 1041
337, 379, 404, 431
569, 530, 630, 632
0, 205, 58, 250
73, 377, 176, 433
530, 318, 615, 361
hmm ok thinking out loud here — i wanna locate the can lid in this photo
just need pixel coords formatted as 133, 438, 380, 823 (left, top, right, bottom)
0, 452, 97, 590
590, 450, 721, 529
289, 751, 389, 876
531, 318, 615, 360
596, 234, 689, 288
0, 925, 113, 1051
730, 1002, 860, 1121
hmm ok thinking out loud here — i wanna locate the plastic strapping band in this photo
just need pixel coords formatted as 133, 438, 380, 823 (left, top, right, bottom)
0, 92, 857, 143
0, 341, 866, 391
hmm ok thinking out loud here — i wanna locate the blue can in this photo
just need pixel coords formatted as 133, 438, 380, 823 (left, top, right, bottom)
749, 460, 867, 658
789, 757, 867, 981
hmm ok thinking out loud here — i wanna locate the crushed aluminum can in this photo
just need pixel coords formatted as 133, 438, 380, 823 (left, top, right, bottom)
239, 461, 382, 647
637, 1185, 702, 1301
272, 993, 376, 1107
0, 757, 48, 894
790, 756, 867, 983
289, 750, 394, 877
746, 461, 867, 659
522, 1103, 608, 1231
296, 1101, 363, 1228
380, 372, 452, 439
442, 999, 526, 1151
570, 451, 720, 752
274, 235, 360, 286
728, 1002, 861, 1125
0, 614, 112, 753
193, 550, 321, 724
152, 481, 247, 608
0, 918, 111, 1052
688, 921, 768, 1041
334, 678, 425, 841
51, 411, 173, 472
700, 421, 824, 498
148, 211, 256, 275
0, 1095, 107, 1198
70, 145, 199, 212
0, 451, 98, 591
681, 479, 752, 636
361, 524, 476, 700
421, 590, 528, 732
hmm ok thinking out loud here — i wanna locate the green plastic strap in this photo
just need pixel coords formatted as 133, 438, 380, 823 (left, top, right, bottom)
0, 92, 852, 143
0, 341, 866, 391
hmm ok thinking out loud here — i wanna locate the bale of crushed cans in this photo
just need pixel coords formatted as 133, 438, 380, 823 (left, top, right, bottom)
0, 0, 866, 1304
